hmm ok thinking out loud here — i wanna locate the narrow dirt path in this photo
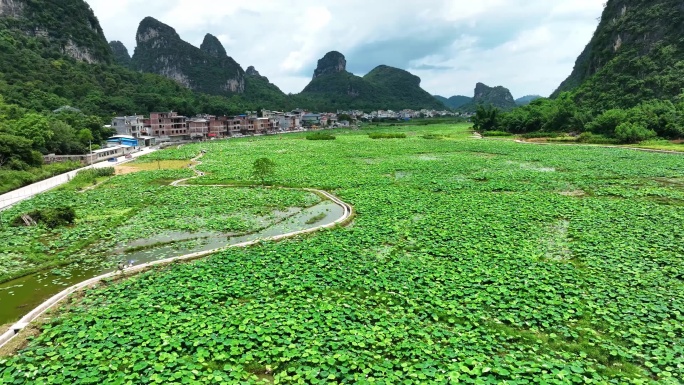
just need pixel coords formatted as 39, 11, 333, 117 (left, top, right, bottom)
0, 151, 354, 351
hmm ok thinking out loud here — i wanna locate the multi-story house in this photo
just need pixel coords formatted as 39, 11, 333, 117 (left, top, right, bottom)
278, 114, 300, 131
187, 117, 210, 139
150, 111, 188, 140
208, 116, 228, 138
111, 116, 145, 138
243, 117, 257, 135
301, 114, 321, 127
227, 116, 245, 136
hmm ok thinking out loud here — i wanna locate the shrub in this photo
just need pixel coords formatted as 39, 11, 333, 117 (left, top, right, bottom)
65, 167, 115, 190
13, 206, 76, 228
422, 134, 444, 140
481, 131, 513, 137
577, 132, 619, 144
521, 132, 562, 139
547, 136, 579, 143
368, 133, 406, 139
252, 157, 276, 185
6, 158, 29, 171
72, 167, 114, 181
586, 109, 629, 136
306, 132, 336, 141
615, 122, 657, 144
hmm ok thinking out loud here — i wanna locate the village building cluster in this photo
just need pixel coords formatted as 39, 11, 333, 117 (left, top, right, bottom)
44, 108, 459, 165
109, 108, 461, 145
109, 110, 345, 145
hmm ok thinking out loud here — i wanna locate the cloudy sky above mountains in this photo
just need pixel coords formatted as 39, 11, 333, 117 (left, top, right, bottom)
87, 0, 605, 98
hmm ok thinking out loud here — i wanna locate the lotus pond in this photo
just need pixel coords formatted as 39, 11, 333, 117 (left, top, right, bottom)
2, 124, 684, 384
0, 170, 332, 324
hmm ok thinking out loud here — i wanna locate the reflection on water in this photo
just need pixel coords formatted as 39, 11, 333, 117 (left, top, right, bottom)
0, 200, 342, 325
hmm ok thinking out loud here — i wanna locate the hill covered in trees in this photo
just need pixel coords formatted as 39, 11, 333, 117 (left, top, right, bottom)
474, 0, 684, 145
0, 2, 284, 118
458, 83, 517, 112
109, 41, 131, 68
298, 52, 444, 111
515, 95, 542, 106
553, 0, 684, 110
434, 95, 472, 109
131, 18, 248, 96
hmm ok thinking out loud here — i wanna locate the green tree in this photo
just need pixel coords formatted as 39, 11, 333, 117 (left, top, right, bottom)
252, 157, 276, 185
11, 113, 53, 151
615, 122, 656, 144
586, 109, 629, 136
46, 120, 85, 155
77, 129, 94, 148
472, 104, 500, 132
0, 134, 42, 169
542, 93, 577, 132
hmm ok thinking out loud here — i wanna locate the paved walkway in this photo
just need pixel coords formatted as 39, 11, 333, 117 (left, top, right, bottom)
0, 148, 157, 211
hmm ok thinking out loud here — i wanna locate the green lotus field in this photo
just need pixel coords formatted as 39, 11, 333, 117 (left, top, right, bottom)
2, 124, 684, 384
0, 169, 320, 285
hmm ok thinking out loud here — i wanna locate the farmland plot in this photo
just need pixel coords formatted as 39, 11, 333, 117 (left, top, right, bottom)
0, 168, 321, 286
2, 124, 684, 384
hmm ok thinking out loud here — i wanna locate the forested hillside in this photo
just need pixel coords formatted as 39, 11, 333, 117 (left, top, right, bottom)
458, 83, 517, 112
131, 18, 249, 97
434, 95, 472, 109
0, 0, 112, 64
298, 52, 444, 111
477, 0, 684, 145
363, 65, 443, 110
109, 40, 131, 68
553, 0, 684, 110
0, 0, 290, 193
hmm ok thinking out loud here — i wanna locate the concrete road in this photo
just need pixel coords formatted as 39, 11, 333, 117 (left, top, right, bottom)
0, 147, 157, 211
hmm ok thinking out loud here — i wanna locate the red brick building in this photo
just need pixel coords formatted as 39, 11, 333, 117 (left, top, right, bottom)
150, 112, 187, 139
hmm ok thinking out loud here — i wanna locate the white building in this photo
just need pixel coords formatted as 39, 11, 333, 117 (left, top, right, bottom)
111, 116, 145, 138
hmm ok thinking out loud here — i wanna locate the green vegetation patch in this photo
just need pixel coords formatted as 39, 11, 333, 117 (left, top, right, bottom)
481, 130, 513, 137
2, 124, 684, 384
368, 132, 407, 139
0, 164, 320, 284
305, 132, 336, 141
11, 206, 76, 229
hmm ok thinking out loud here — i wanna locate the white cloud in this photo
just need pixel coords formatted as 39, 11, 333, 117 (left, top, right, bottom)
85, 0, 604, 98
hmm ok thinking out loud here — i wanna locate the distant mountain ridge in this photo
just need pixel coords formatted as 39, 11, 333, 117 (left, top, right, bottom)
434, 95, 472, 109
131, 18, 247, 95
458, 82, 517, 112
515, 95, 542, 106
0, 0, 457, 114
128, 21, 446, 111
109, 40, 131, 67
298, 52, 444, 111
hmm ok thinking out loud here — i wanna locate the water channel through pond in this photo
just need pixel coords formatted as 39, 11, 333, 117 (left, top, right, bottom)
0, 199, 343, 325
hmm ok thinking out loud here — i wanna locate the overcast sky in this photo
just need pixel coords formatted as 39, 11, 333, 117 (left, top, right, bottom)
86, 0, 605, 98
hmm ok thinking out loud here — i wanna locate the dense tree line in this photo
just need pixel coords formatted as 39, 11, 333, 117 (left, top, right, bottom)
0, 96, 113, 168
473, 92, 684, 144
